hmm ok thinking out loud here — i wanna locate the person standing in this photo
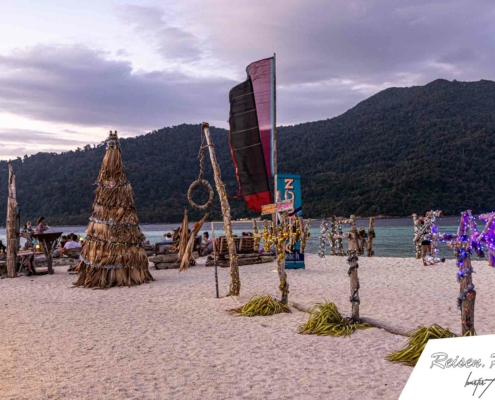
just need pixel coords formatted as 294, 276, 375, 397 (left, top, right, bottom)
34, 217, 50, 234
419, 216, 432, 265
22, 220, 35, 249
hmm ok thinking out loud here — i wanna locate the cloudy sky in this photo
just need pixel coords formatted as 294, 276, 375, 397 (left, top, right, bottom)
0, 0, 494, 159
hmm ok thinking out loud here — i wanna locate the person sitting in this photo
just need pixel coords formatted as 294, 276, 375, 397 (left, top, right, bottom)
0, 240, 6, 253
66, 234, 82, 249
34, 216, 50, 234
59, 235, 68, 248
163, 233, 173, 243
201, 232, 214, 255
60, 234, 81, 257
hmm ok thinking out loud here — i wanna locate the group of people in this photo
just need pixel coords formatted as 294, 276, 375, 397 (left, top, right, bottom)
20, 216, 51, 249
58, 233, 83, 256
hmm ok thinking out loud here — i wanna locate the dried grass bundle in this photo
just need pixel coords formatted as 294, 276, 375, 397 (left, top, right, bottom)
386, 324, 458, 366
178, 210, 189, 261
230, 295, 291, 317
299, 301, 370, 337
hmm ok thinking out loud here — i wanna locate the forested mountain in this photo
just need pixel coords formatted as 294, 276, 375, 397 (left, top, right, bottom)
1, 78, 495, 226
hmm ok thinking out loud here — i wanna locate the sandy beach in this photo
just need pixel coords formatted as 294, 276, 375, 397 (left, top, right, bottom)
1, 254, 494, 400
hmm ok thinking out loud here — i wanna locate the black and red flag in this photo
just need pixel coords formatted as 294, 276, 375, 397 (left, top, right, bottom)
228, 57, 275, 212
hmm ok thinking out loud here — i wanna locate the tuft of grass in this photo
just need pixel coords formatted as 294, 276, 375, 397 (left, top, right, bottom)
230, 295, 291, 317
299, 301, 370, 337
386, 324, 458, 366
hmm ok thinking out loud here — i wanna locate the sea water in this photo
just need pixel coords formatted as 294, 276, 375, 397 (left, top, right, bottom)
0, 216, 467, 259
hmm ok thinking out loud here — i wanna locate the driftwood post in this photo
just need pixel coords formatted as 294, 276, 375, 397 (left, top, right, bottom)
211, 221, 219, 298
346, 215, 360, 321
330, 216, 337, 255
202, 123, 240, 296
367, 217, 375, 257
412, 213, 421, 259
457, 211, 476, 335
276, 199, 289, 305
6, 164, 18, 278
458, 246, 475, 335
336, 217, 345, 256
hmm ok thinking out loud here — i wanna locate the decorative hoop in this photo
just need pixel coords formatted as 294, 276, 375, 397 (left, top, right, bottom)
187, 179, 214, 210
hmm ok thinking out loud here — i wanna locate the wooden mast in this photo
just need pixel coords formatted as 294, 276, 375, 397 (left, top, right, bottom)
202, 123, 240, 296
273, 52, 277, 203
6, 164, 18, 278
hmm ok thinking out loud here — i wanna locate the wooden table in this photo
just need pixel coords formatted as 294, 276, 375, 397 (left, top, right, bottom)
32, 232, 63, 274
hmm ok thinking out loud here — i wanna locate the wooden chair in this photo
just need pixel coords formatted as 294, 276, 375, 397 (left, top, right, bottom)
214, 237, 229, 255
237, 237, 255, 253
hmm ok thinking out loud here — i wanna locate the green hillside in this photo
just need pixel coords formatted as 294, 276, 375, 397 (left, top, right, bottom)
1, 79, 495, 226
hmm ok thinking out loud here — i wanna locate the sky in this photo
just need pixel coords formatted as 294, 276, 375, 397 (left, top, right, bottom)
0, 0, 494, 160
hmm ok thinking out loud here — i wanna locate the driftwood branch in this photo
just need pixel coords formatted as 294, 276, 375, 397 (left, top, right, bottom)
202, 123, 240, 296
290, 301, 416, 337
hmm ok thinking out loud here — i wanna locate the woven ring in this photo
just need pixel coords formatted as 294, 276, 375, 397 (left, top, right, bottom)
187, 179, 214, 210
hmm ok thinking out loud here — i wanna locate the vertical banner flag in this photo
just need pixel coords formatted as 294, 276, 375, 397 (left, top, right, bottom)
277, 173, 305, 270
246, 58, 275, 178
228, 57, 275, 213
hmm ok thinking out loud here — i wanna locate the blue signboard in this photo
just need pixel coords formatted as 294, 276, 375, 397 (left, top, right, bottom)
276, 173, 304, 269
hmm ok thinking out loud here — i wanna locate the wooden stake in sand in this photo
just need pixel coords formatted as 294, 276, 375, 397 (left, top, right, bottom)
367, 217, 375, 257
412, 213, 421, 259
211, 221, 219, 298
6, 164, 18, 278
456, 211, 477, 335
202, 123, 240, 296
276, 205, 289, 305
345, 215, 360, 321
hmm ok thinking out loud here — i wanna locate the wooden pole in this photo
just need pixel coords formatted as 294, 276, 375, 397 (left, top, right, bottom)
367, 217, 375, 257
6, 164, 18, 278
336, 217, 345, 256
202, 123, 240, 296
276, 193, 289, 305
458, 211, 476, 335
412, 213, 421, 259
270, 54, 288, 303
272, 52, 277, 201
211, 221, 219, 298
459, 244, 476, 335
347, 215, 360, 321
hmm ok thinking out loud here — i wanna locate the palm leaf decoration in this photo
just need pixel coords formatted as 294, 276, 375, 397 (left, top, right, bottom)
386, 324, 459, 366
231, 295, 292, 317
299, 301, 370, 337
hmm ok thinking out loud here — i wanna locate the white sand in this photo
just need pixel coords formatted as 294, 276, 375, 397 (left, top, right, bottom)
1, 255, 494, 400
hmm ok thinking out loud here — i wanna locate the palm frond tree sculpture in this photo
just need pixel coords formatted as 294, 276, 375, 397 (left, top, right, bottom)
73, 131, 154, 288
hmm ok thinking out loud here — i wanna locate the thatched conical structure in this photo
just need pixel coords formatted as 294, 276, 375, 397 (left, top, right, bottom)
73, 131, 154, 288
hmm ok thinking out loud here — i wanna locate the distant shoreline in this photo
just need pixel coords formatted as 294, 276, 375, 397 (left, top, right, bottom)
0, 214, 462, 230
